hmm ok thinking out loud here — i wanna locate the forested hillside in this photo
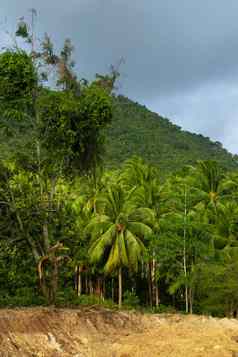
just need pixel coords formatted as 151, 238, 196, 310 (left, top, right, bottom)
1, 13, 238, 320
105, 95, 238, 174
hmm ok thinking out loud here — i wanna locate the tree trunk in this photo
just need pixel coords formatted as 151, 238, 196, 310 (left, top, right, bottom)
78, 270, 82, 297
43, 222, 50, 251
89, 277, 93, 295
155, 284, 159, 307
148, 262, 152, 307
151, 256, 158, 307
95, 277, 101, 297
101, 278, 105, 300
183, 184, 189, 313
85, 274, 88, 294
189, 287, 193, 314
37, 243, 66, 304
39, 274, 50, 302
74, 266, 77, 292
75, 266, 82, 297
118, 267, 122, 308
111, 278, 114, 302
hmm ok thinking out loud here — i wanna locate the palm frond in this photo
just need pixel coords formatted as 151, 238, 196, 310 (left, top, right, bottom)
118, 231, 129, 266
129, 207, 155, 226
88, 224, 116, 263
128, 221, 152, 238
126, 230, 146, 272
104, 234, 120, 273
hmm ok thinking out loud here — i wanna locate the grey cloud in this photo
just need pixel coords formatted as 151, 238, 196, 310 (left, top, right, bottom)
148, 80, 238, 154
1, 0, 238, 153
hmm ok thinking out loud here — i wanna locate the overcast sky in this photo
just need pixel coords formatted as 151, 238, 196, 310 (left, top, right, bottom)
1, 0, 238, 153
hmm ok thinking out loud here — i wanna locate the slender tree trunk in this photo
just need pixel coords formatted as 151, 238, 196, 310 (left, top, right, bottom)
95, 277, 101, 297
155, 284, 159, 307
75, 266, 82, 297
89, 277, 93, 295
85, 274, 88, 294
148, 262, 152, 307
101, 278, 105, 300
118, 267, 122, 308
43, 176, 56, 252
78, 270, 82, 297
151, 258, 155, 306
43, 222, 50, 251
151, 256, 158, 307
183, 184, 189, 313
74, 266, 77, 292
189, 263, 194, 314
189, 287, 193, 314
183, 259, 188, 313
111, 278, 114, 302
155, 263, 160, 307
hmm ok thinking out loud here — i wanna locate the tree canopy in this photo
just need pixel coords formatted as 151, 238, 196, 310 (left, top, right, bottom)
0, 13, 238, 316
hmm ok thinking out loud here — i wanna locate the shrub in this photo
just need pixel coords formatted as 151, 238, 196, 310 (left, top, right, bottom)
123, 290, 140, 308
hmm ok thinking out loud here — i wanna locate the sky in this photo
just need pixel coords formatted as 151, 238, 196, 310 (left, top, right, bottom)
1, 0, 238, 154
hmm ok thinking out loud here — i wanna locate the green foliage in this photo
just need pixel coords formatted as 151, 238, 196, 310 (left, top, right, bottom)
0, 15, 114, 305
87, 183, 153, 274
77, 295, 116, 309
0, 290, 46, 308
123, 290, 140, 308
146, 304, 176, 314
0, 50, 36, 104
105, 96, 237, 175
54, 290, 117, 309
195, 260, 238, 316
36, 85, 112, 175
1, 13, 238, 316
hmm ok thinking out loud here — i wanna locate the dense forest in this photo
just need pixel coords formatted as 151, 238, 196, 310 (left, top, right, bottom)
1, 13, 238, 318
106, 95, 238, 174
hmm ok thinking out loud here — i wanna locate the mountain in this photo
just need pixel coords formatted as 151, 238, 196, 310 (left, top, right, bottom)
104, 95, 237, 174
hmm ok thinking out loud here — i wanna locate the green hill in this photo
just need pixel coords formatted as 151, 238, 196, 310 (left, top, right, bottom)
105, 95, 237, 174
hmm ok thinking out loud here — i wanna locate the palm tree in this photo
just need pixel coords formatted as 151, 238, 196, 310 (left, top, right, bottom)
86, 183, 154, 307
195, 160, 225, 214
215, 201, 238, 252
120, 156, 163, 307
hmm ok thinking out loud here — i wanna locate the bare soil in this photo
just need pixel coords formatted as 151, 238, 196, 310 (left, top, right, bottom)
0, 307, 238, 356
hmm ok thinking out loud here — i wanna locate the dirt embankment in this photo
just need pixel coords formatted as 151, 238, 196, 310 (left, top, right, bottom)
0, 307, 238, 356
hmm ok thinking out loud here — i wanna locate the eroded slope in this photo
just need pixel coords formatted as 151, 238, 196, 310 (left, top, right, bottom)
0, 307, 238, 356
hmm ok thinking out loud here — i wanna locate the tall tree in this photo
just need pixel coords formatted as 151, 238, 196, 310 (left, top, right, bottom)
86, 183, 154, 307
0, 13, 113, 303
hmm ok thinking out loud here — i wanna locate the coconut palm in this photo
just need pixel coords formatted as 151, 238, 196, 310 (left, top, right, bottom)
120, 156, 165, 306
86, 183, 154, 307
195, 160, 225, 213
214, 201, 238, 253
